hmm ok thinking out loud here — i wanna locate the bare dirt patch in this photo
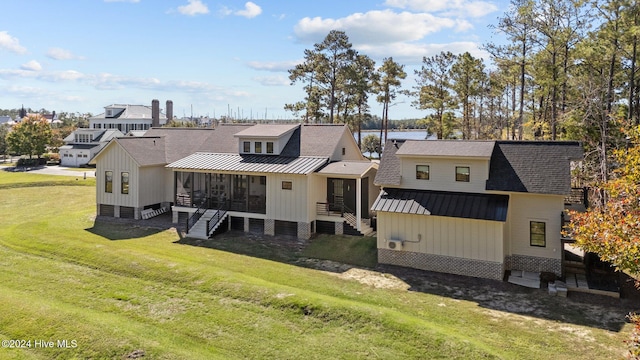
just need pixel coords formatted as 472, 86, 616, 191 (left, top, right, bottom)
95, 216, 640, 333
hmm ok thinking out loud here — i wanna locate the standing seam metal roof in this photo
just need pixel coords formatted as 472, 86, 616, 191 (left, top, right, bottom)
166, 152, 329, 175
371, 188, 509, 221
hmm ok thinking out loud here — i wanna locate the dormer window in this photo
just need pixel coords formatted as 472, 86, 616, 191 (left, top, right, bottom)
255, 142, 262, 153
243, 141, 250, 153
106, 109, 113, 117
266, 142, 274, 154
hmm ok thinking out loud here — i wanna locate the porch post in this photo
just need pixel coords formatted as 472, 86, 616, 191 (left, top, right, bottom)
356, 177, 362, 231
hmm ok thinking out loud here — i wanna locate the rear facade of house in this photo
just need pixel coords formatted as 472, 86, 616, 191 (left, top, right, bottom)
92, 124, 378, 239
373, 139, 583, 280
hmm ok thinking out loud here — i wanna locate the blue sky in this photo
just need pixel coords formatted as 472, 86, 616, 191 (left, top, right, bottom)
0, 0, 508, 120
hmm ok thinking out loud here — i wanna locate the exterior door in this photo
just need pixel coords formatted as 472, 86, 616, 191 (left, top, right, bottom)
327, 178, 356, 213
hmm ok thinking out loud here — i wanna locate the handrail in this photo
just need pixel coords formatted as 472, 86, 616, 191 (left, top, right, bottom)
186, 201, 207, 234
206, 209, 227, 236
316, 202, 355, 217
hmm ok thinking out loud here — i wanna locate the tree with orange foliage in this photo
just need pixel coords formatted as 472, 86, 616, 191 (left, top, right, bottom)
564, 125, 640, 359
6, 115, 52, 160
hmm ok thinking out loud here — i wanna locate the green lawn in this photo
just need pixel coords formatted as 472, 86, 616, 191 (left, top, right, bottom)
0, 171, 634, 359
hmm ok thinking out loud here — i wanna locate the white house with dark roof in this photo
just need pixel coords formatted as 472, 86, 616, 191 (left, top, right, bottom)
89, 99, 172, 133
90, 124, 378, 240
60, 128, 123, 167
373, 139, 583, 280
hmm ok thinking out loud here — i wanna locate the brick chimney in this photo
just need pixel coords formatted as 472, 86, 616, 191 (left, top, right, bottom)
166, 100, 173, 123
152, 99, 160, 128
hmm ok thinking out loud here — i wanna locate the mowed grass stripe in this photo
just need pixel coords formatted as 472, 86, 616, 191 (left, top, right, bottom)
0, 172, 632, 359
0, 222, 501, 359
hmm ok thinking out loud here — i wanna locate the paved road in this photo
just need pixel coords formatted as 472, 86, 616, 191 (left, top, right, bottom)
3, 165, 96, 178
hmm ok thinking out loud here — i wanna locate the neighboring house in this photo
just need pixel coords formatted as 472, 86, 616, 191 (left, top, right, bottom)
372, 139, 583, 280
89, 99, 173, 134
90, 124, 378, 240
0, 116, 12, 125
59, 128, 123, 167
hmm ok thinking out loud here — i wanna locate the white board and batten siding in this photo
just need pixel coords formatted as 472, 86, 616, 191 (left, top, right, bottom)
332, 129, 367, 161
505, 192, 564, 260
377, 212, 504, 263
399, 157, 489, 193
96, 143, 139, 208
138, 166, 173, 206
266, 173, 309, 222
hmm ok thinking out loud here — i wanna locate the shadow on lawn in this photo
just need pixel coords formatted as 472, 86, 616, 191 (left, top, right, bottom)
376, 263, 640, 333
178, 230, 640, 333
86, 213, 181, 240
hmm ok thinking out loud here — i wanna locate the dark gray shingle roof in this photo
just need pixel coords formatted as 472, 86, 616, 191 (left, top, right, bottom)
374, 139, 583, 195
94, 124, 354, 168
374, 139, 405, 186
486, 141, 583, 195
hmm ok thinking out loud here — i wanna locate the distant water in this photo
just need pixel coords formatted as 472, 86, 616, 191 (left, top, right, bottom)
354, 130, 435, 141
354, 130, 435, 158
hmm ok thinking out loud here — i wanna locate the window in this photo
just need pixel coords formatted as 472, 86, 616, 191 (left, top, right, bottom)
282, 181, 292, 190
266, 142, 274, 154
455, 166, 470, 182
416, 165, 430, 180
121, 172, 129, 194
530, 221, 546, 247
105, 171, 113, 193
255, 142, 262, 153
342, 147, 346, 155
243, 141, 250, 153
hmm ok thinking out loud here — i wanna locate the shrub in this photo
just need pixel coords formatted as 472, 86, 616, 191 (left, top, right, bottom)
17, 157, 47, 167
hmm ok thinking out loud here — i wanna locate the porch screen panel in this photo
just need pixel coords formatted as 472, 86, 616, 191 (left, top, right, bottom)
176, 172, 193, 207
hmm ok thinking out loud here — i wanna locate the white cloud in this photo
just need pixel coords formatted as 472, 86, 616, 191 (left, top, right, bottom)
21, 60, 42, 71
178, 0, 209, 16
253, 76, 289, 86
0, 31, 27, 54
47, 47, 84, 60
247, 60, 299, 72
294, 10, 456, 45
358, 41, 489, 64
217, 5, 232, 17
235, 2, 262, 18
384, 0, 498, 18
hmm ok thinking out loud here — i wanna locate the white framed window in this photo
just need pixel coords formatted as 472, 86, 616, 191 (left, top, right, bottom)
530, 221, 546, 247
416, 165, 430, 180
455, 166, 470, 182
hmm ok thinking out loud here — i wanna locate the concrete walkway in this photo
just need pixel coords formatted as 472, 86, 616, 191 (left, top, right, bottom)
2, 165, 96, 178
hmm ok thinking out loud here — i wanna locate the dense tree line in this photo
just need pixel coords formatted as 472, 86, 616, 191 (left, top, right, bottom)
285, 1, 640, 184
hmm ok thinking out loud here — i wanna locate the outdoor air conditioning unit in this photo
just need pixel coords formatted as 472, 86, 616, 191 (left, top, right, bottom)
387, 239, 403, 250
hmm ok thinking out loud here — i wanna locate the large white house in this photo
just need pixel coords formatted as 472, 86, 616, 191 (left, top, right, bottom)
62, 100, 172, 167
89, 100, 172, 133
373, 139, 583, 280
90, 124, 378, 239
